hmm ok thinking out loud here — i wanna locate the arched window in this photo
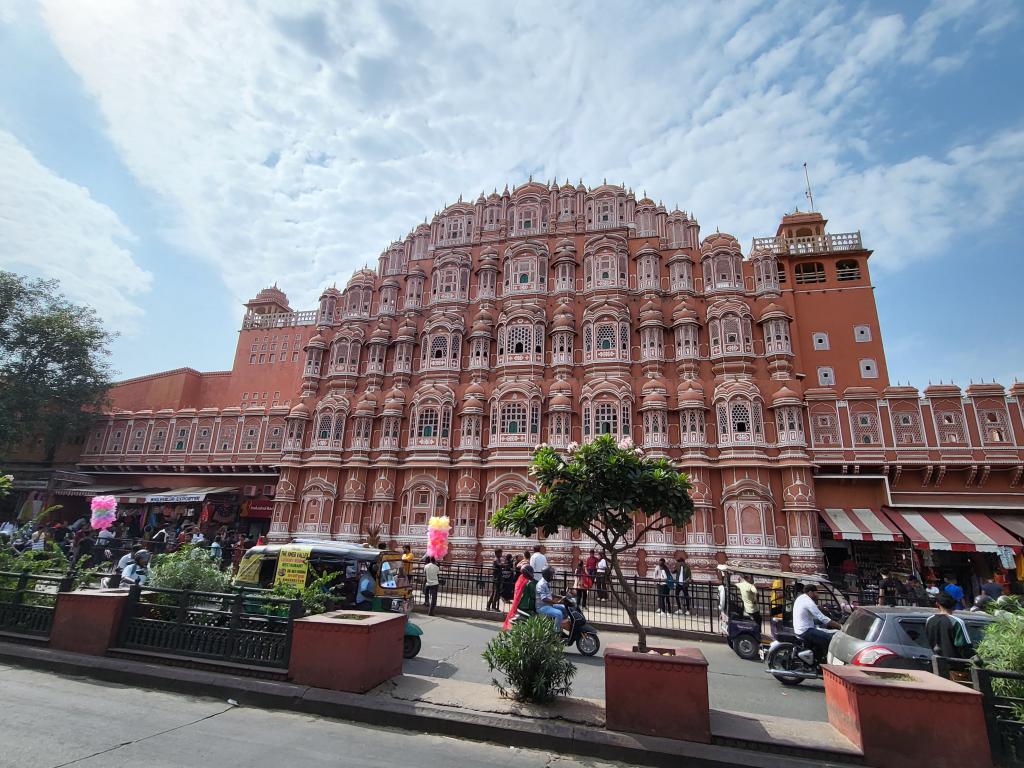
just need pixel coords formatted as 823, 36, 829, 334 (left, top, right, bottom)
501, 403, 526, 434
318, 414, 332, 440
595, 402, 618, 435
417, 409, 438, 438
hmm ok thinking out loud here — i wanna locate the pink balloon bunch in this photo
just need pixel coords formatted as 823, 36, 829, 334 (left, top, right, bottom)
426, 515, 450, 560
90, 495, 118, 530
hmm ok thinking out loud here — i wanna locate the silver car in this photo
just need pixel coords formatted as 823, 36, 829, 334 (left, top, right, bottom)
827, 606, 993, 669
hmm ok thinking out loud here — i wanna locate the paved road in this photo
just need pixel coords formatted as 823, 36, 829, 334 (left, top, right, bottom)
405, 614, 828, 722
2, 663, 626, 768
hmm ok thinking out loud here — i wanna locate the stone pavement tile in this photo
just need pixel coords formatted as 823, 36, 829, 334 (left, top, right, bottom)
372, 672, 606, 726
711, 709, 861, 756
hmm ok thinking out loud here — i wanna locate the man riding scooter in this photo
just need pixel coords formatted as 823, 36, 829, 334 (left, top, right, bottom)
794, 583, 842, 665
537, 567, 567, 629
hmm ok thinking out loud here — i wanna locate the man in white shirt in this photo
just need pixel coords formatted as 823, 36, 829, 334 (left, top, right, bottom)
596, 554, 609, 600
793, 583, 841, 663
116, 545, 141, 571
529, 545, 548, 581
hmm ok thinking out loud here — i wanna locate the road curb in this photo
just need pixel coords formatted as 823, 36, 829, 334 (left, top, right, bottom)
0, 641, 853, 768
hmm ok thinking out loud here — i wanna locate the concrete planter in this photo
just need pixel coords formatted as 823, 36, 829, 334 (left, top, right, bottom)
824, 665, 990, 768
50, 589, 130, 656
288, 610, 405, 693
604, 643, 710, 743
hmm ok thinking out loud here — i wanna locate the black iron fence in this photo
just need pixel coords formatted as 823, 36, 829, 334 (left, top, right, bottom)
933, 656, 1024, 766
116, 584, 301, 668
0, 571, 72, 638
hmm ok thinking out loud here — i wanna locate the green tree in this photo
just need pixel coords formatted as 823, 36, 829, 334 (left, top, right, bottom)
491, 434, 695, 652
0, 271, 114, 460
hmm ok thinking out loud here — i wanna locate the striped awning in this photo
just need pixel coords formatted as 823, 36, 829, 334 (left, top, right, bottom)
885, 509, 1022, 553
819, 508, 905, 542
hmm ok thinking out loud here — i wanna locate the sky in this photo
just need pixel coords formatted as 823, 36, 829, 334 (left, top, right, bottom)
1, 0, 1022, 388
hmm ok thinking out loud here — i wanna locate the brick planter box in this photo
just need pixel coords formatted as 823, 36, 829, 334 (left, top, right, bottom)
50, 589, 130, 656
288, 610, 405, 693
824, 665, 990, 768
604, 643, 710, 743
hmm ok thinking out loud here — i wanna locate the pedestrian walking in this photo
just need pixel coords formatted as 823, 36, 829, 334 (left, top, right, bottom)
926, 593, 972, 659
595, 552, 609, 600
906, 575, 929, 607
486, 548, 503, 611
654, 558, 674, 614
674, 556, 692, 615
877, 568, 901, 607
573, 560, 591, 609
423, 556, 440, 616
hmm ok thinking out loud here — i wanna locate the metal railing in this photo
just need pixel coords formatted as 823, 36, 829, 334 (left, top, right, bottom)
0, 571, 72, 638
933, 657, 1024, 766
116, 584, 301, 668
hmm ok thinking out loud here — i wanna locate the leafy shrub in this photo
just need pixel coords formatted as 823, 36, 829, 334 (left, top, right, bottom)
977, 597, 1024, 717
482, 615, 576, 703
270, 568, 339, 616
147, 544, 233, 593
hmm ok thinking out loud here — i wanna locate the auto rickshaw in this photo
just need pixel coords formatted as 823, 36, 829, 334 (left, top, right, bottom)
233, 540, 424, 658
716, 564, 852, 661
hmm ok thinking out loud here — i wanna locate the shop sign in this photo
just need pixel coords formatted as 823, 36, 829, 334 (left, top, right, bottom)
274, 545, 312, 588
146, 493, 205, 503
243, 500, 274, 519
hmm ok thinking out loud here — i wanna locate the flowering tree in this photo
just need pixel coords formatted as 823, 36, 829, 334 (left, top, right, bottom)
491, 434, 694, 651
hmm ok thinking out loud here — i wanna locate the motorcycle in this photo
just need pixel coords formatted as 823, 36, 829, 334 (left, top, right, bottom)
511, 594, 601, 656
764, 628, 837, 685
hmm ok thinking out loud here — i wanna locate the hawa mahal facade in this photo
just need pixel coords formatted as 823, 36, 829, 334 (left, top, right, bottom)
73, 181, 1024, 578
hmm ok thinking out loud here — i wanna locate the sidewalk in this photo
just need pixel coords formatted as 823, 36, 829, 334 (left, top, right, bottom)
0, 640, 860, 768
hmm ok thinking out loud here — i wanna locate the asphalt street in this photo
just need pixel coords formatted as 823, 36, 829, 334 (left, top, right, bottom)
2, 663, 626, 768
404, 614, 828, 722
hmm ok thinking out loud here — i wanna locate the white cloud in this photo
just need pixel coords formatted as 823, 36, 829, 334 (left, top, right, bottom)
0, 129, 152, 330
34, 0, 1023, 313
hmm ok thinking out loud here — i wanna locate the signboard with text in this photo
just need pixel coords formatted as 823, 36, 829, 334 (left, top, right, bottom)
274, 545, 312, 588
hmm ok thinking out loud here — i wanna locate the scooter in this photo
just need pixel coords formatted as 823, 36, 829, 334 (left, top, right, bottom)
512, 595, 601, 656
764, 629, 837, 685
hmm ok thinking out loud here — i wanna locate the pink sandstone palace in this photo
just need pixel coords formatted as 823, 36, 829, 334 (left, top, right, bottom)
67, 181, 1024, 581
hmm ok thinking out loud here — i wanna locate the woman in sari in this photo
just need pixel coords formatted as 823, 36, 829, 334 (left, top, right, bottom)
502, 565, 536, 630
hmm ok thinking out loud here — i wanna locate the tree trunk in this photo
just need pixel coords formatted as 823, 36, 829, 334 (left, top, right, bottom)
609, 552, 648, 652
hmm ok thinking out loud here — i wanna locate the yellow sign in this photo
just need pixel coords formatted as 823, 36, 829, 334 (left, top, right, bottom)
234, 553, 263, 586
275, 545, 312, 589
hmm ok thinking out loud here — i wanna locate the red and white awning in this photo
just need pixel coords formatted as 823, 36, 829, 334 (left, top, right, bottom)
885, 509, 1022, 553
819, 508, 905, 542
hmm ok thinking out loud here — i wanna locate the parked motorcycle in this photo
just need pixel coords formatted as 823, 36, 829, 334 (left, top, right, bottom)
764, 629, 837, 685
512, 594, 601, 656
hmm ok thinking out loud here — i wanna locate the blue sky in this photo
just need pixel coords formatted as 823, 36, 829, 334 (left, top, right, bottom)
1, 0, 1022, 387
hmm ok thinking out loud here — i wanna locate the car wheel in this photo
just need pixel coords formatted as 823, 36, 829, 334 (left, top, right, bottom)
403, 635, 422, 659
733, 633, 759, 661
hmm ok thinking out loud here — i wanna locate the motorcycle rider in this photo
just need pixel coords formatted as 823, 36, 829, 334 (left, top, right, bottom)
537, 567, 567, 630
793, 583, 842, 665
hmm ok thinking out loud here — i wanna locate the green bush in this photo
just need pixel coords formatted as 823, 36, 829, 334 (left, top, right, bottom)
147, 544, 233, 593
977, 597, 1024, 718
482, 615, 576, 703
270, 568, 339, 616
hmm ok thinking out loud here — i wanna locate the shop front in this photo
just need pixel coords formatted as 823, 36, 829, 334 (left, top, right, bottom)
817, 507, 915, 599
884, 509, 1021, 602
239, 498, 274, 539
134, 486, 241, 537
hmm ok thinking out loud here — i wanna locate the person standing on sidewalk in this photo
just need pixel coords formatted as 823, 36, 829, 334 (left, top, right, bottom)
674, 556, 692, 615
423, 556, 440, 616
486, 548, 504, 612
654, 558, 674, 614
529, 545, 548, 581
573, 560, 591, 609
595, 552, 609, 600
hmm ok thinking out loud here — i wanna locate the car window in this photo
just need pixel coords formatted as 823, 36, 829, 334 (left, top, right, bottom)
898, 618, 929, 648
964, 619, 990, 645
844, 609, 880, 640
